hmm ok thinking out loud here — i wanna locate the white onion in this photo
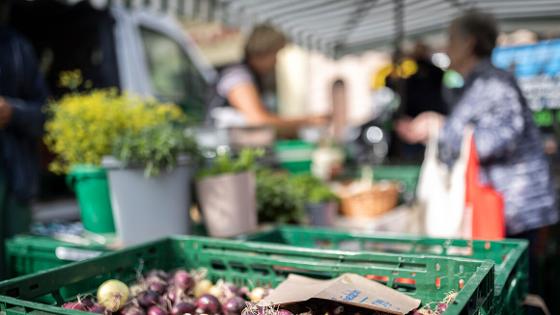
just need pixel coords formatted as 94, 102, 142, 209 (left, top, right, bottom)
97, 279, 130, 312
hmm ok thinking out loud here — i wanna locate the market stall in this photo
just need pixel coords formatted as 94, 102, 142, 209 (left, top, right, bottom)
3, 1, 560, 315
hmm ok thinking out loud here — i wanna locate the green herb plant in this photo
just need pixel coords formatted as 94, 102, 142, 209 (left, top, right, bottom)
197, 149, 264, 178
291, 174, 338, 204
256, 169, 305, 224
113, 123, 198, 177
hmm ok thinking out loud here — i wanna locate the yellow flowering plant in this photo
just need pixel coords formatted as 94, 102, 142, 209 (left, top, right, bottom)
45, 72, 193, 175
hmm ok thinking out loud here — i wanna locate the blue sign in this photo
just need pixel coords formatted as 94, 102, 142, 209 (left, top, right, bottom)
493, 40, 560, 114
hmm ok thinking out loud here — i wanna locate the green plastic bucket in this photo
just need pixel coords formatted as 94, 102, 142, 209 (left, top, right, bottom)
67, 165, 115, 234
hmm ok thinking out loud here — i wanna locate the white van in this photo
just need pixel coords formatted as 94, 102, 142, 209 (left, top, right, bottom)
11, 0, 217, 121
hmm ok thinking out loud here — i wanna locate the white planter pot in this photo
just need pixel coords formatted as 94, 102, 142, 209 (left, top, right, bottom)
102, 156, 192, 246
196, 171, 257, 237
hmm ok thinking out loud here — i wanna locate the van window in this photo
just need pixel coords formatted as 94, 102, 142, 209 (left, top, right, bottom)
140, 27, 207, 120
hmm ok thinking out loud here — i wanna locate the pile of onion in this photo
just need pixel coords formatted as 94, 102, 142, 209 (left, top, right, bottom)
63, 269, 272, 315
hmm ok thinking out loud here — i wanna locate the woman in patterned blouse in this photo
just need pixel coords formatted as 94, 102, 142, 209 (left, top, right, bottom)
397, 10, 558, 298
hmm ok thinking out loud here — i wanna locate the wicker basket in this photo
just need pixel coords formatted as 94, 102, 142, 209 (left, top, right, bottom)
339, 181, 400, 218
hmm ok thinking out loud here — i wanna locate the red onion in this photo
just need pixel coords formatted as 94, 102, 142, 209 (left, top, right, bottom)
137, 291, 160, 308
222, 296, 245, 315
437, 303, 448, 313
148, 306, 168, 315
171, 302, 196, 315
195, 294, 221, 314
147, 270, 170, 282
173, 271, 194, 292
149, 282, 167, 295
276, 310, 293, 315
88, 304, 106, 314
166, 287, 180, 304
79, 297, 94, 309
323, 306, 344, 315
223, 284, 242, 298
63, 302, 86, 311
122, 306, 147, 315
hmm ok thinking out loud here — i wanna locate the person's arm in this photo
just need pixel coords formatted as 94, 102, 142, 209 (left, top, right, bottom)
438, 81, 525, 164
227, 82, 326, 130
469, 84, 525, 162
4, 37, 48, 138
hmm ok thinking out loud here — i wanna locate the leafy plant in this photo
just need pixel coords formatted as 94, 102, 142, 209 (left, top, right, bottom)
255, 172, 337, 224
45, 71, 187, 173
197, 149, 264, 178
112, 123, 197, 177
256, 169, 305, 224
291, 174, 338, 204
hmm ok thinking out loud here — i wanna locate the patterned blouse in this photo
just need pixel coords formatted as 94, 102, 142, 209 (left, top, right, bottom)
439, 59, 558, 235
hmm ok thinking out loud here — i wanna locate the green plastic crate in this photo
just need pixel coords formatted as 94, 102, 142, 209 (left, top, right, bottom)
240, 226, 527, 315
0, 236, 494, 315
6, 235, 111, 277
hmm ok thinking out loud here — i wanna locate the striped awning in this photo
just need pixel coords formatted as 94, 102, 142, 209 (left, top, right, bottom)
71, 0, 560, 57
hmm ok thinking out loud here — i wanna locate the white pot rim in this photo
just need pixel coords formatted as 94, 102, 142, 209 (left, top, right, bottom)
102, 154, 192, 170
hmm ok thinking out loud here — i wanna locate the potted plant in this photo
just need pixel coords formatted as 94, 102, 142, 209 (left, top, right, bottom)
196, 149, 262, 237
45, 72, 136, 234
104, 117, 197, 246
256, 169, 305, 224
291, 174, 339, 226
45, 71, 197, 244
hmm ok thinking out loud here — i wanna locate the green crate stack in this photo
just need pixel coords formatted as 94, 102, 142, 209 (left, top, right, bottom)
5, 235, 110, 277
240, 225, 527, 315
0, 236, 494, 315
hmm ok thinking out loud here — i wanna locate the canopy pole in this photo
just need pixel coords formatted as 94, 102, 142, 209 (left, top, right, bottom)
392, 0, 406, 118
393, 0, 404, 54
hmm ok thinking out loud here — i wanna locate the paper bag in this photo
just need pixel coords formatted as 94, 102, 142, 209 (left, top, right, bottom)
259, 273, 420, 315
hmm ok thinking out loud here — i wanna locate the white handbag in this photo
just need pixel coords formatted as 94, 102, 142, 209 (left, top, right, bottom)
416, 128, 473, 238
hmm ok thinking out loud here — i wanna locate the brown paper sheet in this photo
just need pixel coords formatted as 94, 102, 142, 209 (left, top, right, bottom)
258, 273, 421, 315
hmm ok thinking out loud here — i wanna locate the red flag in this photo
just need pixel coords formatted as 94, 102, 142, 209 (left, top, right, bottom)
465, 136, 506, 240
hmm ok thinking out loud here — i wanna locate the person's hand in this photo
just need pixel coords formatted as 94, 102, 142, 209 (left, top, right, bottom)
409, 111, 445, 144
306, 113, 332, 126
0, 97, 13, 128
395, 116, 416, 144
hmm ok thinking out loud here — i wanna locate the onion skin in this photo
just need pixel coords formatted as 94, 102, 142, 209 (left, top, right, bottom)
79, 297, 95, 309
147, 270, 170, 282
173, 271, 194, 292
248, 288, 267, 303
171, 302, 196, 315
193, 280, 213, 298
149, 282, 167, 295
437, 303, 448, 313
166, 287, 180, 304
195, 294, 221, 314
222, 296, 245, 315
148, 306, 168, 315
63, 302, 86, 311
137, 291, 160, 309
208, 286, 223, 300
122, 306, 147, 315
88, 304, 106, 314
224, 284, 241, 298
97, 280, 130, 312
